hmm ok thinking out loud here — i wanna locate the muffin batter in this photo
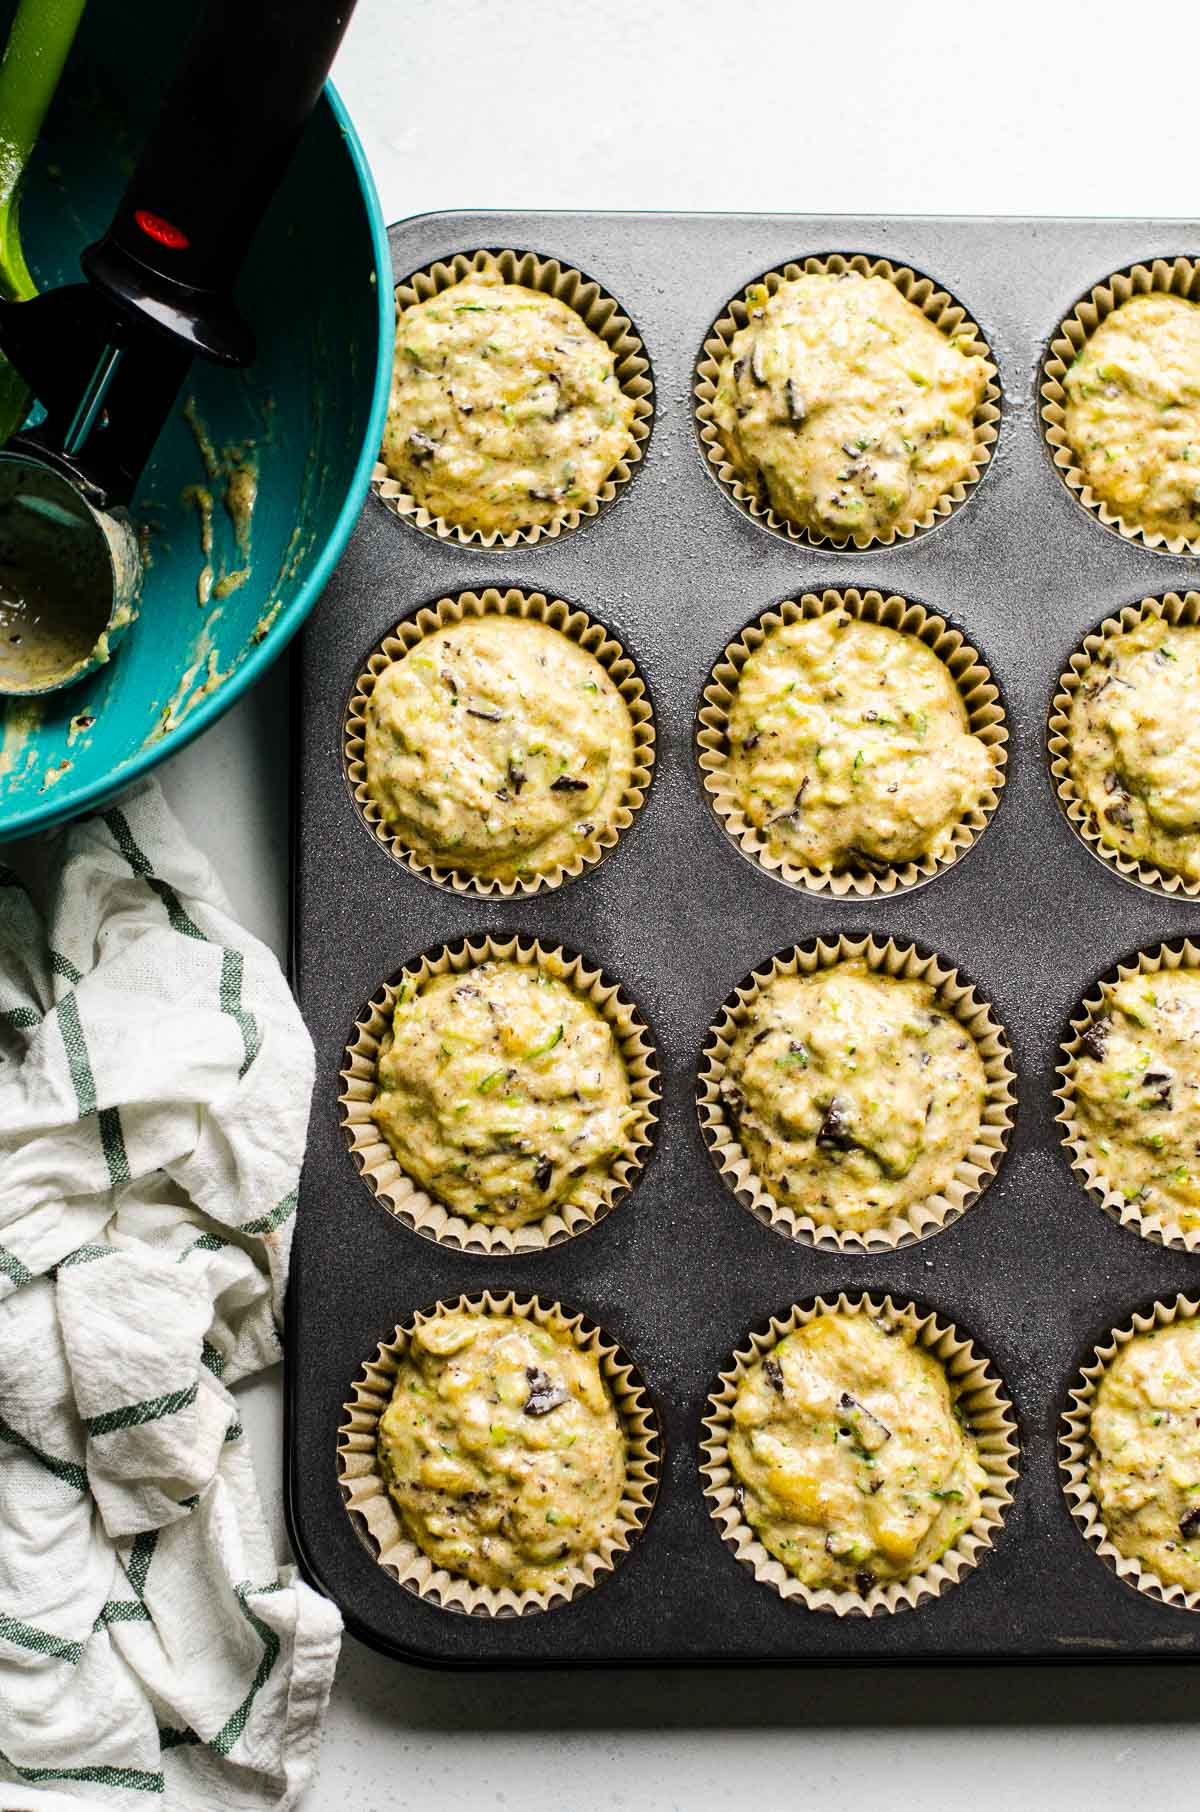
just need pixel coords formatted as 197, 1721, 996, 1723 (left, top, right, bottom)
720, 961, 987, 1234
1063, 293, 1200, 543
363, 615, 636, 883
1088, 1319, 1200, 1595
1071, 969, 1200, 1231
378, 1308, 627, 1593
1067, 617, 1200, 882
711, 272, 990, 543
728, 1312, 985, 1592
371, 959, 634, 1228
382, 269, 637, 535
725, 613, 995, 873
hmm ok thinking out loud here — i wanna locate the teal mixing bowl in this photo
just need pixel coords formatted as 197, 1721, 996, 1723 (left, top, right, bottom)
0, 0, 390, 836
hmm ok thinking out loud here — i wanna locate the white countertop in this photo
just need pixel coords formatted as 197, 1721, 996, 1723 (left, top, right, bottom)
159, 2, 1200, 1804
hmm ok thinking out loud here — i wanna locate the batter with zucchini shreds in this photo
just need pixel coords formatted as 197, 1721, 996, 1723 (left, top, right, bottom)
726, 612, 995, 874
712, 272, 989, 542
1088, 1319, 1200, 1595
728, 1313, 986, 1593
1067, 617, 1200, 884
721, 961, 987, 1234
382, 269, 637, 536
1071, 969, 1200, 1232
363, 616, 636, 884
1063, 293, 1200, 543
371, 959, 634, 1229
377, 1308, 627, 1594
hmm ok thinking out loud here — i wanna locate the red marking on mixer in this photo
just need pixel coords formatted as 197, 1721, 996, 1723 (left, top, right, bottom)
134, 209, 189, 250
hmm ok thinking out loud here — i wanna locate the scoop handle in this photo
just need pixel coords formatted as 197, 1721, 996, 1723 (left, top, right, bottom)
80, 0, 357, 366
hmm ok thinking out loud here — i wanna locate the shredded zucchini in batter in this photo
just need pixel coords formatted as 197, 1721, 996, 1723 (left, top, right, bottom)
1089, 1320, 1200, 1594
363, 616, 635, 883
729, 1313, 985, 1592
382, 270, 636, 535
1072, 969, 1200, 1230
726, 613, 995, 873
378, 1309, 627, 1593
1063, 293, 1200, 543
721, 961, 987, 1234
371, 960, 634, 1229
1068, 618, 1200, 882
712, 272, 989, 542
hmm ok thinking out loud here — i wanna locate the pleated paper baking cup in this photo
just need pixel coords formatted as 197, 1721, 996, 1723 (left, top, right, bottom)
697, 935, 1015, 1253
694, 253, 1000, 549
1048, 591, 1200, 899
374, 248, 654, 547
1056, 939, 1200, 1251
697, 588, 1007, 897
700, 1292, 1018, 1616
1061, 1294, 1200, 1612
344, 587, 656, 895
340, 933, 660, 1254
1041, 257, 1200, 555
338, 1292, 662, 1617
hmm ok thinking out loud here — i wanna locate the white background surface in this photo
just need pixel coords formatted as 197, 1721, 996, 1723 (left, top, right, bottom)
158, 2, 1200, 1806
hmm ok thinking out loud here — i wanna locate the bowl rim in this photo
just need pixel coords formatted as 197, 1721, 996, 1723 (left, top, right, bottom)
1, 79, 393, 840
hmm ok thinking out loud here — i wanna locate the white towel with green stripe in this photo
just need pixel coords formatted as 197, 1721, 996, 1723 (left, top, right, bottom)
0, 778, 341, 1809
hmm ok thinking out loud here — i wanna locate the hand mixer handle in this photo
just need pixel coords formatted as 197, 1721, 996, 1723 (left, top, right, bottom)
81, 0, 357, 366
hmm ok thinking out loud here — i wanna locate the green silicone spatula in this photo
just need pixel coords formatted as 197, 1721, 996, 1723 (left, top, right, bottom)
0, 0, 88, 444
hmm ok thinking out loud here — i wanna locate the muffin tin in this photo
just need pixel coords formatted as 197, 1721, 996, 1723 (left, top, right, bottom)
288, 211, 1200, 1665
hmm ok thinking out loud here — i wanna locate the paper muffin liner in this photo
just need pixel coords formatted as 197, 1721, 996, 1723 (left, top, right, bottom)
697, 934, 1015, 1254
697, 588, 1007, 898
344, 587, 656, 896
373, 248, 654, 547
700, 1292, 1018, 1616
694, 252, 1000, 550
1048, 591, 1200, 900
1061, 1292, 1200, 1612
1056, 938, 1200, 1252
338, 1291, 662, 1617
1041, 256, 1200, 554
340, 933, 660, 1255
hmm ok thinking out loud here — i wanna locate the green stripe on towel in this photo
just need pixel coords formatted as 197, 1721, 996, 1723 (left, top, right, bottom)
0, 1417, 88, 1494
0, 1612, 83, 1663
85, 1383, 198, 1438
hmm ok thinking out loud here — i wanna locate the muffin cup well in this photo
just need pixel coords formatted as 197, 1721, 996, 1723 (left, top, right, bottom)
1061, 1293, 1200, 1613
1048, 591, 1200, 900
374, 248, 653, 547
1041, 257, 1200, 555
694, 252, 1000, 550
338, 1291, 662, 1617
344, 587, 656, 896
700, 1292, 1018, 1616
697, 587, 1007, 898
1056, 938, 1200, 1252
697, 934, 1016, 1253
340, 933, 660, 1255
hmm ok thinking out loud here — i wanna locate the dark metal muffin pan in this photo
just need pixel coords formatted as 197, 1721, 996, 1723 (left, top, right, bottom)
287, 211, 1200, 1666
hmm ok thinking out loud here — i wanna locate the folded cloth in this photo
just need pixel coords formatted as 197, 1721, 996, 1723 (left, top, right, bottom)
0, 778, 341, 1810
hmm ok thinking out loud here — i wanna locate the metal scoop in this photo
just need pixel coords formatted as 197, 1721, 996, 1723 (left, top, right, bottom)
0, 0, 358, 697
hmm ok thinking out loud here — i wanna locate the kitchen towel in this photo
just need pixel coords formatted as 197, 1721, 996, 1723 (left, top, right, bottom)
0, 778, 340, 1810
